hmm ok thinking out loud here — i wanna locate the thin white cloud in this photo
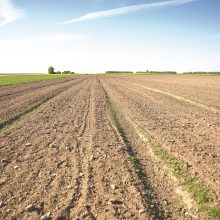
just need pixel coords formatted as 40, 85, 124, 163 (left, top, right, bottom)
59, 0, 197, 25
0, 0, 24, 27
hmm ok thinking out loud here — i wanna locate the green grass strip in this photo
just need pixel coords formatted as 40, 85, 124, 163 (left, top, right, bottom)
149, 138, 219, 219
0, 74, 76, 87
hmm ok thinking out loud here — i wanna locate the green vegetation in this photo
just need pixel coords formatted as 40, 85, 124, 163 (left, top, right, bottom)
144, 136, 220, 219
182, 72, 220, 75
104, 71, 220, 76
104, 71, 177, 75
184, 177, 210, 204
48, 66, 55, 74
0, 74, 74, 87
150, 139, 211, 204
48, 66, 75, 75
181, 74, 220, 77
105, 71, 134, 74
136, 71, 177, 75
153, 143, 185, 177
62, 70, 75, 74
209, 206, 220, 219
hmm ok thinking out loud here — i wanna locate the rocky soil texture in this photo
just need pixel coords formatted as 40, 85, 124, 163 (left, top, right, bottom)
0, 75, 219, 219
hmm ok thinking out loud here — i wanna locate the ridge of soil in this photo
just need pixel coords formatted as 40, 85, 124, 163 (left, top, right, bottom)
0, 75, 219, 219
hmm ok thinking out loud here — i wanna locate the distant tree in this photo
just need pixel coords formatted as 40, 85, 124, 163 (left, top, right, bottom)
105, 71, 133, 74
62, 71, 75, 74
48, 66, 55, 74
62, 71, 70, 74
56, 71, 61, 74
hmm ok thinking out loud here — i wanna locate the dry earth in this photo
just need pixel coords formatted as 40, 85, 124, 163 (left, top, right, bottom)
0, 76, 85, 129
0, 75, 219, 220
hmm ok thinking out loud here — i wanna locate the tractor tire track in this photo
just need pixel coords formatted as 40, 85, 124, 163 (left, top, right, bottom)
0, 78, 93, 219
101, 77, 220, 196
1, 75, 219, 220
100, 76, 220, 219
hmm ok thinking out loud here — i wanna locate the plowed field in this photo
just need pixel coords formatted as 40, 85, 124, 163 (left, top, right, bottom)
0, 75, 219, 220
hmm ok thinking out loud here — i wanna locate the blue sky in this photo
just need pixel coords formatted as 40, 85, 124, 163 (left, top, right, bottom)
0, 0, 219, 73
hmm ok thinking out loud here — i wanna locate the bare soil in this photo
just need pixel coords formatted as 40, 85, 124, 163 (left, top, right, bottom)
0, 75, 219, 220
0, 76, 85, 128
113, 75, 220, 109
101, 76, 220, 194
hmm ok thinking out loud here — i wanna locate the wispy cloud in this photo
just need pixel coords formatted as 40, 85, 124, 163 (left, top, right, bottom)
59, 0, 197, 25
0, 0, 24, 27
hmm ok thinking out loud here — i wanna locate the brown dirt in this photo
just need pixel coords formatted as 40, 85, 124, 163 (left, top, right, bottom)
101, 76, 220, 194
0, 76, 86, 128
0, 75, 219, 220
112, 75, 220, 110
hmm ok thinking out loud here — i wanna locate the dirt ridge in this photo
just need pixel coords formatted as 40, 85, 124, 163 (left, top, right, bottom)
0, 75, 219, 219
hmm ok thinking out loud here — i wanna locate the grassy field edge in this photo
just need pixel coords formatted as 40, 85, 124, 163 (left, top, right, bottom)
0, 74, 78, 87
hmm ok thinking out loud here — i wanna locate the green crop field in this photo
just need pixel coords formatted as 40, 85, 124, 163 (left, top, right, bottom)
0, 74, 75, 87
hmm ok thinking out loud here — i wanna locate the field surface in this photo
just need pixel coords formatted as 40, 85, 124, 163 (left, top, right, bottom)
0, 74, 74, 87
0, 75, 219, 219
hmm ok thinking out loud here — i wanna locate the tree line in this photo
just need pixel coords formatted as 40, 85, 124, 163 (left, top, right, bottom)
48, 66, 75, 75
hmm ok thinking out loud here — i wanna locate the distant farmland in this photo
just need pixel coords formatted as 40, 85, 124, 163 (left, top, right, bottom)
0, 74, 219, 219
0, 74, 76, 87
